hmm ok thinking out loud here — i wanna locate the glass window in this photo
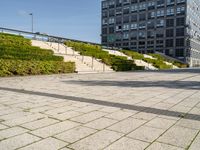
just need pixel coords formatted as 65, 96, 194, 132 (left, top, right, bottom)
157, 10, 164, 17
116, 33, 122, 40
123, 7, 130, 14
166, 29, 174, 37
176, 17, 185, 26
147, 21, 155, 29
148, 11, 155, 19
108, 18, 115, 24
103, 19, 108, 25
109, 0, 115, 6
109, 10, 115, 17
123, 24, 130, 31
177, 0, 186, 4
102, 36, 107, 43
148, 1, 155, 9
109, 27, 114, 34
131, 4, 138, 12
166, 39, 174, 47
116, 17, 122, 24
139, 13, 146, 21
156, 30, 164, 37
147, 31, 155, 38
131, 23, 138, 29
176, 38, 184, 46
157, 0, 164, 7
102, 1, 108, 9
176, 48, 184, 57
157, 19, 164, 27
156, 40, 163, 44
176, 28, 185, 36
167, 8, 174, 16
167, 0, 175, 5
177, 6, 185, 15
116, 25, 122, 31
131, 31, 137, 40
124, 0, 130, 4
139, 3, 146, 10
102, 28, 107, 34
102, 11, 108, 18
131, 0, 138, 4
116, 8, 122, 15
139, 31, 146, 39
123, 16, 129, 23
131, 14, 137, 22
139, 22, 146, 29
123, 33, 129, 39
166, 19, 174, 27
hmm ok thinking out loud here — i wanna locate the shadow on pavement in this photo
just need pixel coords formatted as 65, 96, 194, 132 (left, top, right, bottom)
63, 80, 200, 90
146, 68, 200, 74
0, 86, 199, 121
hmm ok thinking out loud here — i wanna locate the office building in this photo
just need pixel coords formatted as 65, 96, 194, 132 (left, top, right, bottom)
101, 0, 200, 66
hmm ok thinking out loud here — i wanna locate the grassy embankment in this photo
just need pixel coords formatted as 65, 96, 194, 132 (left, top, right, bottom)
0, 33, 75, 77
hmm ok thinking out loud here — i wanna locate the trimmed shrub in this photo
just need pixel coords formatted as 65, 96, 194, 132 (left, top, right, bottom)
120, 50, 173, 69
0, 33, 75, 77
142, 58, 173, 69
121, 50, 144, 60
0, 59, 75, 77
65, 41, 144, 71
148, 53, 187, 68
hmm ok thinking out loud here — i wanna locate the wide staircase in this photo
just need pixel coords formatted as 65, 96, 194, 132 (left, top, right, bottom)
31, 40, 114, 73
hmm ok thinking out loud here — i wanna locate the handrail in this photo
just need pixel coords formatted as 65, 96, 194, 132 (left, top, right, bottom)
0, 27, 101, 45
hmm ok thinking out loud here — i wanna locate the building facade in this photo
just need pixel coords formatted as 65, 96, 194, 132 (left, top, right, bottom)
101, 0, 200, 67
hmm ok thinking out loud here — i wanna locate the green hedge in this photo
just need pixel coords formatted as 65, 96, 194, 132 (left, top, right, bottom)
65, 41, 144, 71
121, 50, 144, 60
0, 51, 63, 61
142, 58, 172, 69
121, 50, 173, 69
0, 59, 75, 77
148, 53, 188, 68
0, 33, 31, 46
0, 33, 75, 76
0, 45, 54, 55
0, 33, 63, 61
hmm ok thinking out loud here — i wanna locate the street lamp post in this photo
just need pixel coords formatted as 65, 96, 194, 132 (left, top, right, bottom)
29, 13, 33, 33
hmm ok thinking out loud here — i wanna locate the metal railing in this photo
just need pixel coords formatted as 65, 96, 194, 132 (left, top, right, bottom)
0, 27, 101, 45
44, 42, 110, 72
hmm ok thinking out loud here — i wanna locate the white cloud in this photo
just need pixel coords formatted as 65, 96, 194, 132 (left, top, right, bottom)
17, 10, 28, 17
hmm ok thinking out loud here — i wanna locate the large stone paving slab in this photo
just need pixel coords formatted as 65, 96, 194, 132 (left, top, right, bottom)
107, 117, 146, 134
20, 118, 59, 130
104, 137, 149, 150
19, 137, 67, 150
30, 120, 80, 138
0, 127, 29, 140
145, 117, 176, 129
69, 129, 123, 150
0, 70, 200, 150
127, 126, 164, 143
157, 126, 199, 148
54, 126, 97, 143
84, 117, 117, 130
0, 133, 41, 150
146, 142, 184, 150
189, 132, 200, 150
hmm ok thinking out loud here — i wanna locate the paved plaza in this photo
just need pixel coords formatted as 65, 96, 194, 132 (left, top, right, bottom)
0, 69, 200, 150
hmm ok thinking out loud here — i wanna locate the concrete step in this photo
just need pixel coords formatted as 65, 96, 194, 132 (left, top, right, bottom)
31, 40, 114, 73
45, 42, 114, 72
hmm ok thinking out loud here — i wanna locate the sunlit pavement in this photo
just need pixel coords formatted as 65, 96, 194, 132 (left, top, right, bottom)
0, 69, 200, 150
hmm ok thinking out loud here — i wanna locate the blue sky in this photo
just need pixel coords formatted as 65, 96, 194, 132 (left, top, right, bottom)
0, 0, 101, 43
